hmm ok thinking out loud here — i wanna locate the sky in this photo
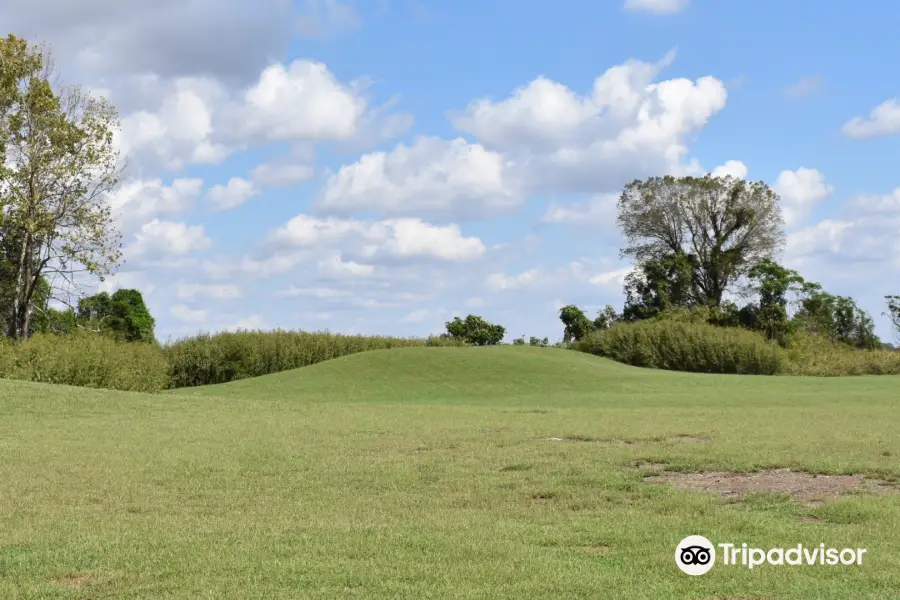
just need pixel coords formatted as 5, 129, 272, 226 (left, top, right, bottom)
5, 0, 900, 342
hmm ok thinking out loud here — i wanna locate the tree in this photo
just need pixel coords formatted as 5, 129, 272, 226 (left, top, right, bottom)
793, 283, 879, 349
621, 253, 699, 321
742, 259, 804, 344
887, 296, 900, 342
76, 289, 156, 342
558, 305, 595, 343
445, 315, 505, 346
593, 305, 619, 331
617, 175, 784, 308
0, 35, 123, 340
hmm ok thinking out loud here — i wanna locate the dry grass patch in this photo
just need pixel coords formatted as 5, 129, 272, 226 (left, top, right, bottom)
645, 468, 897, 506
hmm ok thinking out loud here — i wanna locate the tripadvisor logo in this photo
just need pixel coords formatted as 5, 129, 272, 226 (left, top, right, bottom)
675, 535, 867, 575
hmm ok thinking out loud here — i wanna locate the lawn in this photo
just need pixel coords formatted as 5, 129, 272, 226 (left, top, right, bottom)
1, 346, 899, 599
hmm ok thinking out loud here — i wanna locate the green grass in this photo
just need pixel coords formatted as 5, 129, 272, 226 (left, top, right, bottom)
2, 346, 899, 599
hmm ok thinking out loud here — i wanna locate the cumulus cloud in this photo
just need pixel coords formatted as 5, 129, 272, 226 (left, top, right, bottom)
711, 160, 748, 179
452, 51, 727, 195
114, 60, 406, 175
624, 0, 689, 14
842, 99, 900, 138
270, 215, 487, 262
772, 167, 834, 228
206, 177, 260, 210
317, 136, 519, 218
106, 177, 204, 232
125, 219, 213, 260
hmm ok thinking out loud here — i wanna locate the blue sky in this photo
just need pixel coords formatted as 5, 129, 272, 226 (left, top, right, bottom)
8, 0, 900, 341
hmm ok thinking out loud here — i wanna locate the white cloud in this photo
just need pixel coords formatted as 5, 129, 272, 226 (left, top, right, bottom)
318, 136, 519, 218
232, 60, 366, 143
624, 0, 689, 13
543, 193, 618, 228
588, 266, 634, 287
317, 253, 376, 277
485, 268, 543, 292
452, 51, 727, 195
250, 163, 315, 187
106, 177, 204, 232
852, 188, 900, 213
176, 283, 242, 300
115, 77, 231, 172
464, 296, 486, 308
399, 308, 432, 323
170, 304, 208, 323
842, 99, 900, 138
206, 177, 260, 210
202, 251, 312, 279
273, 286, 350, 299
782, 75, 822, 100
270, 215, 486, 261
223, 315, 266, 331
126, 219, 213, 259
711, 160, 748, 179
772, 167, 834, 228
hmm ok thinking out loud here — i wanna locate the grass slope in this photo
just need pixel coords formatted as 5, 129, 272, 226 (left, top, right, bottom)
2, 347, 899, 599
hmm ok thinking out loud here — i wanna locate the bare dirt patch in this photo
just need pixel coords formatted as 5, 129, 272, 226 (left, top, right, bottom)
584, 544, 611, 556
645, 468, 897, 505
542, 436, 633, 445
669, 435, 708, 443
53, 570, 117, 588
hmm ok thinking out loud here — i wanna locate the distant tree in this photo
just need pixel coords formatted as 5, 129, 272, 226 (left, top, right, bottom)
0, 35, 123, 340
621, 253, 698, 321
76, 289, 156, 342
445, 315, 505, 346
617, 175, 784, 308
512, 336, 526, 345
558, 305, 595, 343
742, 259, 804, 344
886, 295, 900, 341
528, 336, 549, 347
793, 283, 878, 349
593, 305, 619, 331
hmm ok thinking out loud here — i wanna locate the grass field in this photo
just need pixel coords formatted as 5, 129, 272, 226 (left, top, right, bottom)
2, 346, 899, 599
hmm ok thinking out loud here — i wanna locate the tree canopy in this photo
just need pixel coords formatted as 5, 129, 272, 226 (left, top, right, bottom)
0, 34, 123, 340
617, 175, 784, 308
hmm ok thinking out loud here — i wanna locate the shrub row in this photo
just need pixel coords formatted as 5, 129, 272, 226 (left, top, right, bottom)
0, 331, 170, 392
0, 329, 470, 392
575, 319, 900, 376
575, 319, 785, 375
163, 329, 435, 388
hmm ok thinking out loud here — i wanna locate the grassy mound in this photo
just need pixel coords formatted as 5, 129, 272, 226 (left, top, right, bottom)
1, 347, 899, 598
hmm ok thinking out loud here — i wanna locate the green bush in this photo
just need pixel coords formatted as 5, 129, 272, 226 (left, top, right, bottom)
163, 329, 428, 388
574, 319, 785, 375
783, 331, 900, 376
0, 331, 170, 392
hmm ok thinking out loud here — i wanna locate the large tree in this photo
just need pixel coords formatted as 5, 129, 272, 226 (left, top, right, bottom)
0, 35, 123, 340
617, 174, 784, 308
887, 296, 900, 342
